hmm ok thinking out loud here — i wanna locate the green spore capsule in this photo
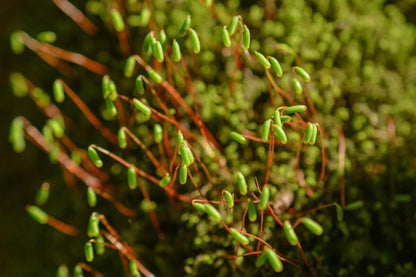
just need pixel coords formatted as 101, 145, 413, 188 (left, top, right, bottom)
53, 79, 65, 103
203, 204, 222, 221
189, 28, 200, 54
292, 78, 303, 94
264, 247, 283, 272
142, 32, 153, 53
230, 131, 246, 144
153, 41, 164, 62
283, 220, 299, 246
179, 164, 188, 184
73, 265, 84, 277
10, 72, 28, 98
154, 124, 163, 143
255, 51, 271, 68
56, 264, 69, 277
37, 31, 56, 43
87, 187, 97, 207
10, 31, 24, 55
127, 167, 137, 190
346, 200, 364, 210
47, 118, 64, 138
105, 98, 117, 117
304, 123, 314, 144
192, 202, 206, 213
242, 25, 250, 49
135, 75, 145, 95
9, 117, 25, 153
172, 39, 182, 62
236, 172, 248, 195
224, 190, 234, 209
281, 115, 291, 123
118, 128, 127, 149
87, 213, 100, 238
95, 235, 105, 255
32, 87, 50, 107
269, 57, 283, 77
133, 99, 152, 115
35, 182, 50, 206
228, 15, 240, 36
309, 124, 318, 145
273, 125, 287, 144
179, 143, 194, 166
26, 205, 48, 224
284, 105, 307, 114
258, 186, 270, 211
294, 66, 311, 82
273, 109, 282, 127
336, 203, 343, 221
255, 251, 268, 268
222, 26, 231, 47
301, 217, 323, 235
159, 175, 171, 187
230, 228, 250, 245
101, 75, 111, 99
84, 241, 94, 262
159, 30, 167, 47
147, 69, 163, 83
248, 200, 257, 222
87, 146, 102, 168
124, 56, 136, 78
177, 131, 184, 145
107, 80, 118, 101
179, 15, 191, 37
129, 260, 141, 277
261, 120, 271, 142
111, 9, 125, 32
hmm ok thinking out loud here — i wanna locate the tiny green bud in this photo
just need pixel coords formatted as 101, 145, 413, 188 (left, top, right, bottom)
292, 78, 303, 94
304, 123, 314, 144
255, 51, 271, 68
179, 142, 194, 166
159, 175, 171, 187
264, 247, 283, 272
309, 124, 318, 145
336, 203, 343, 221
135, 75, 145, 95
127, 167, 137, 189
283, 220, 299, 246
35, 182, 50, 206
242, 25, 250, 49
10, 31, 24, 55
236, 172, 247, 195
47, 118, 64, 138
95, 235, 105, 255
230, 131, 246, 144
56, 264, 69, 277
179, 15, 191, 37
230, 228, 250, 245
192, 202, 206, 213
284, 105, 307, 114
258, 186, 270, 211
228, 16, 240, 36
124, 56, 136, 78
294, 66, 311, 82
177, 131, 184, 145
172, 39, 182, 62
118, 128, 127, 149
147, 69, 163, 83
281, 115, 291, 123
189, 28, 200, 54
87, 213, 100, 238
345, 201, 364, 210
129, 260, 141, 277
203, 204, 222, 221
154, 124, 163, 143
10, 72, 28, 98
105, 98, 118, 117
301, 217, 323, 235
269, 57, 283, 77
37, 31, 56, 43
111, 9, 125, 32
260, 120, 271, 142
222, 26, 231, 47
87, 146, 102, 168
73, 265, 84, 277
9, 117, 25, 153
153, 41, 164, 62
26, 205, 48, 224
87, 187, 97, 207
53, 79, 65, 103
273, 124, 287, 144
84, 241, 94, 262
179, 164, 188, 185
273, 109, 282, 127
133, 99, 152, 115
255, 251, 268, 268
248, 200, 257, 222
223, 190, 234, 209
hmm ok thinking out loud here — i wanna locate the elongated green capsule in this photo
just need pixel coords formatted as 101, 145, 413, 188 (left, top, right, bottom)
88, 146, 102, 168
10, 72, 28, 97
111, 9, 125, 32
159, 175, 171, 187
172, 39, 182, 62
154, 124, 163, 143
26, 205, 48, 224
189, 28, 200, 54
255, 51, 271, 68
47, 118, 64, 138
32, 87, 50, 107
292, 78, 303, 94
118, 128, 127, 149
294, 66, 311, 82
147, 69, 163, 83
87, 187, 97, 207
284, 105, 307, 114
37, 31, 56, 43
159, 30, 167, 47
95, 234, 105, 255
255, 251, 268, 267
242, 25, 250, 49
124, 56, 136, 78
248, 200, 257, 222
129, 260, 141, 277
105, 98, 117, 117
192, 202, 206, 213
304, 123, 314, 144
269, 57, 283, 77
10, 31, 24, 55
230, 131, 246, 144
281, 115, 291, 123
261, 120, 271, 142
9, 117, 25, 153
274, 124, 287, 144
228, 16, 239, 36
203, 204, 222, 221
258, 186, 270, 211
135, 75, 145, 95
101, 75, 111, 99
179, 15, 191, 37
107, 80, 118, 101
273, 109, 282, 127
127, 167, 137, 189
177, 131, 184, 145
222, 26, 231, 47
283, 220, 299, 246
53, 79, 65, 103
179, 164, 187, 184
301, 217, 323, 235
35, 182, 50, 206
142, 32, 153, 53
346, 201, 364, 210
57, 264, 69, 277
230, 228, 250, 245
236, 172, 247, 195
336, 203, 343, 221
179, 143, 194, 166
87, 213, 100, 237
73, 265, 84, 277
264, 247, 283, 272
223, 190, 234, 209
133, 99, 151, 115
84, 241, 94, 262
309, 124, 318, 145
153, 41, 164, 62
